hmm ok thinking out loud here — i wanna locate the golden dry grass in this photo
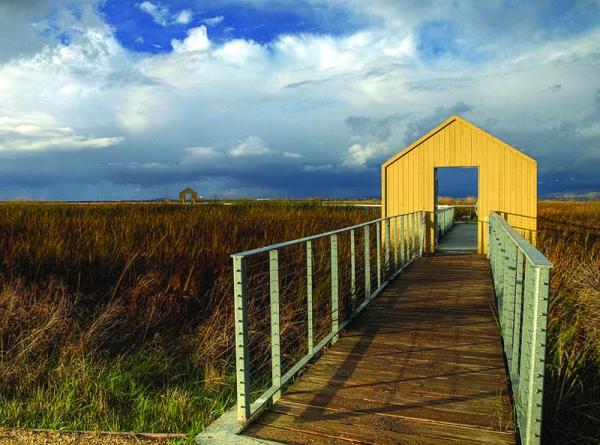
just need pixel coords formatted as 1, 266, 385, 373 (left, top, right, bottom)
0, 201, 378, 434
0, 199, 599, 442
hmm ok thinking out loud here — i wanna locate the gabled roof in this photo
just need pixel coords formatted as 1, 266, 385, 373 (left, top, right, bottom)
382, 115, 536, 168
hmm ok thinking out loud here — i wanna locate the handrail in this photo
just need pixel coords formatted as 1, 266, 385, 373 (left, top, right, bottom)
489, 212, 552, 445
436, 205, 455, 238
231, 211, 426, 423
232, 211, 422, 257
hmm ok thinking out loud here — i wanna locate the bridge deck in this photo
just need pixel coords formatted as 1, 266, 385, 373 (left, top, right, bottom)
437, 222, 478, 252
244, 254, 516, 444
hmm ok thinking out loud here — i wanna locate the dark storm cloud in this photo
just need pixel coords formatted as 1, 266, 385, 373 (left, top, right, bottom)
345, 113, 409, 142
403, 102, 474, 144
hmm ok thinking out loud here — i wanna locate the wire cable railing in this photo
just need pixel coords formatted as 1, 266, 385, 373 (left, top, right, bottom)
231, 211, 426, 423
489, 212, 552, 445
436, 205, 455, 238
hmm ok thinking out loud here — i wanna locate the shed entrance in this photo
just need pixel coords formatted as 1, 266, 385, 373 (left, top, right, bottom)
381, 115, 538, 254
434, 167, 478, 252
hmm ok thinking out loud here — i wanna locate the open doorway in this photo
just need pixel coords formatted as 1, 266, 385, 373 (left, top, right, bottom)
434, 167, 478, 252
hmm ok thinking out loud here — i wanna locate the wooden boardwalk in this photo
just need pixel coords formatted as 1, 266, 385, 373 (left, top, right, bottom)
244, 254, 516, 444
437, 223, 478, 252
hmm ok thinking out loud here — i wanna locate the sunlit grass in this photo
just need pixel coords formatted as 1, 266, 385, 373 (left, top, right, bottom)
0, 201, 378, 434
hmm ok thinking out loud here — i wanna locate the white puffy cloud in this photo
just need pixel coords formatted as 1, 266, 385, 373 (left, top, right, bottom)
174, 9, 193, 25
341, 142, 388, 170
229, 136, 272, 157
171, 26, 211, 53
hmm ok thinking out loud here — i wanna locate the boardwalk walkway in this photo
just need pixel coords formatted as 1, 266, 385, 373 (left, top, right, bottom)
244, 254, 515, 444
437, 223, 478, 252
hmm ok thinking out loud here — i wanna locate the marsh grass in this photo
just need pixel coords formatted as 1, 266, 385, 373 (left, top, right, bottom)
537, 201, 600, 443
0, 201, 378, 434
1, 199, 599, 441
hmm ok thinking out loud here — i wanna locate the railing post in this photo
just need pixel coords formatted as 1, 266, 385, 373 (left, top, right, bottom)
269, 249, 281, 402
400, 215, 405, 266
393, 216, 399, 270
306, 240, 314, 356
511, 251, 524, 383
524, 265, 550, 445
503, 241, 518, 367
419, 212, 424, 257
497, 222, 506, 309
376, 221, 382, 288
410, 212, 417, 260
384, 218, 391, 279
330, 234, 339, 343
233, 255, 251, 422
364, 225, 371, 297
350, 229, 356, 312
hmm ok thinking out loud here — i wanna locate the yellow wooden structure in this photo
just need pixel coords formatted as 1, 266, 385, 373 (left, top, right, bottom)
381, 115, 537, 254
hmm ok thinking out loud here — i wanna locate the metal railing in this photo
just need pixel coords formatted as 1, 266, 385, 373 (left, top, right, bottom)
436, 205, 455, 238
232, 211, 426, 423
489, 212, 552, 445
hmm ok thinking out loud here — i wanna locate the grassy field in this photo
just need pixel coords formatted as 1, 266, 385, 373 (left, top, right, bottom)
0, 200, 598, 442
537, 201, 600, 444
0, 202, 378, 435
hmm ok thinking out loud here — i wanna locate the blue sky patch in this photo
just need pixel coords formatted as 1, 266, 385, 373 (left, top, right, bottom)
99, 0, 371, 53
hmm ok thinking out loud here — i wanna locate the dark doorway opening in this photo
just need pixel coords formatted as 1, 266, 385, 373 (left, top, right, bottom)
434, 167, 478, 252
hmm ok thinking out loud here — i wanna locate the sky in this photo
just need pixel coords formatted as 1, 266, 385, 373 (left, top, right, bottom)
0, 0, 599, 200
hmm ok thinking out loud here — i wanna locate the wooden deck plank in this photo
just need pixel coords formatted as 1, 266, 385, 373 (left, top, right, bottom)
244, 254, 516, 444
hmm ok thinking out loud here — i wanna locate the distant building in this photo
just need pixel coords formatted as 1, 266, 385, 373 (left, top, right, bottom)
179, 187, 201, 203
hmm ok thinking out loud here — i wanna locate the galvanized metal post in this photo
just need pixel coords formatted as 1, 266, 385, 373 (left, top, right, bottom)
306, 240, 314, 356
350, 229, 356, 312
418, 212, 424, 257
376, 221, 382, 288
393, 216, 399, 270
364, 225, 371, 298
233, 255, 251, 422
384, 218, 391, 279
411, 212, 417, 258
524, 265, 550, 445
330, 234, 339, 343
269, 249, 281, 402
511, 251, 524, 383
400, 215, 405, 266
503, 241, 518, 366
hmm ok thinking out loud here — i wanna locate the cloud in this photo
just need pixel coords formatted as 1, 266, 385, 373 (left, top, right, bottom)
345, 113, 408, 142
0, 2, 599, 198
138, 1, 170, 26
229, 136, 272, 157
138, 1, 193, 26
174, 9, 193, 25
182, 146, 224, 161
171, 26, 210, 52
542, 84, 562, 93
341, 142, 388, 170
0, 113, 123, 152
202, 15, 224, 26
303, 164, 333, 172
403, 102, 474, 144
